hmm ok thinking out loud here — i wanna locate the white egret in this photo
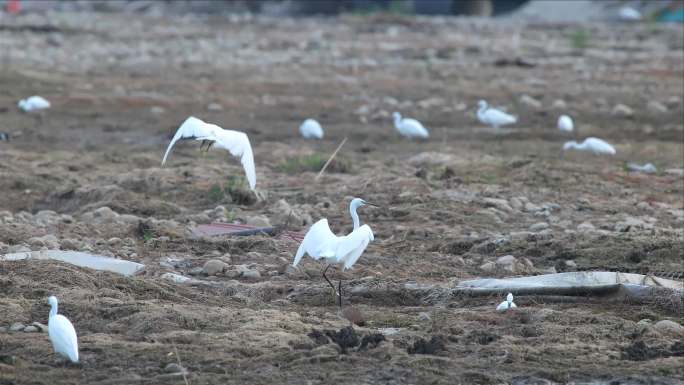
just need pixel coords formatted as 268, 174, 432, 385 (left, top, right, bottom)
619, 6, 642, 21
563, 137, 616, 155
161, 116, 256, 190
496, 293, 517, 312
477, 100, 517, 129
299, 118, 324, 139
293, 197, 378, 307
557, 114, 574, 132
47, 296, 79, 363
392, 112, 429, 139
18, 96, 50, 112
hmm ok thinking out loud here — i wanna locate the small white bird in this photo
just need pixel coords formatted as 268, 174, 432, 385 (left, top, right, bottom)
392, 112, 429, 139
47, 296, 79, 363
477, 100, 517, 129
563, 137, 616, 155
162, 116, 256, 190
299, 118, 324, 139
496, 293, 517, 312
294, 197, 378, 307
18, 96, 50, 112
557, 115, 574, 132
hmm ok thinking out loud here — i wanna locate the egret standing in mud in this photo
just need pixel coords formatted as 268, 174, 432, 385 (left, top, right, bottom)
299, 118, 324, 139
563, 137, 616, 155
393, 112, 429, 139
293, 198, 379, 307
161, 116, 256, 190
47, 296, 79, 363
496, 293, 517, 312
477, 100, 517, 129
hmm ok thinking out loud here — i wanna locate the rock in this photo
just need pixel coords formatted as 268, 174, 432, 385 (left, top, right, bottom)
519, 94, 542, 109
615, 216, 653, 232
564, 260, 577, 269
510, 231, 533, 241
551, 99, 567, 109
524, 202, 541, 213
107, 237, 122, 247
509, 197, 524, 211
242, 269, 261, 279
418, 312, 431, 322
577, 222, 595, 232
202, 259, 228, 276
246, 215, 271, 228
479, 261, 496, 272
646, 100, 668, 113
9, 323, 25, 332
652, 320, 684, 336
188, 267, 204, 276
150, 106, 165, 115
635, 319, 652, 334
164, 363, 185, 373
272, 199, 312, 227
60, 238, 81, 250
28, 234, 60, 249
23, 326, 38, 333
664, 168, 684, 177
495, 255, 518, 272
529, 222, 549, 232
207, 102, 223, 111
0, 326, 6, 333
612, 104, 633, 117
482, 198, 514, 213
31, 322, 48, 333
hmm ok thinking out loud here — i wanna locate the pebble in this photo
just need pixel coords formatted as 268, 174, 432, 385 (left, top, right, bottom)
418, 312, 431, 322
479, 261, 496, 272
564, 260, 577, 270
519, 94, 542, 109
164, 363, 185, 373
32, 322, 48, 333
551, 99, 567, 109
7, 244, 31, 253
612, 103, 633, 117
202, 259, 228, 276
577, 222, 595, 232
23, 326, 39, 333
652, 320, 684, 336
665, 168, 684, 177
242, 269, 261, 279
207, 102, 223, 111
529, 222, 549, 232
646, 100, 668, 113
9, 322, 25, 332
150, 106, 165, 115
246, 215, 272, 227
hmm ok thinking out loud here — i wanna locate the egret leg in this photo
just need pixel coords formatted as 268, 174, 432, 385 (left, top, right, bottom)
322, 264, 339, 303
338, 279, 343, 308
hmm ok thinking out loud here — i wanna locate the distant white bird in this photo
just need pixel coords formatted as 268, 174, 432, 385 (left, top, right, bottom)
563, 137, 616, 155
393, 112, 429, 138
627, 162, 657, 174
161, 116, 256, 190
619, 6, 642, 21
496, 293, 517, 312
18, 96, 50, 112
47, 296, 79, 363
557, 115, 574, 132
299, 118, 324, 139
477, 100, 517, 129
293, 197, 378, 307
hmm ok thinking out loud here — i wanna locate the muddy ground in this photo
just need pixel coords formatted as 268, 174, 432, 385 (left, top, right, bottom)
1, 11, 683, 385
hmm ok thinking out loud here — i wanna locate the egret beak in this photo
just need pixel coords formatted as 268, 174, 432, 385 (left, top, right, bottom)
364, 201, 381, 208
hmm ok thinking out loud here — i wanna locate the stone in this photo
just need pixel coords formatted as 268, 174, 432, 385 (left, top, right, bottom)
519, 94, 542, 109
509, 197, 524, 211
150, 106, 165, 115
164, 363, 185, 373
202, 259, 228, 276
551, 99, 567, 109
418, 312, 431, 322
665, 168, 684, 177
565, 260, 577, 269
188, 267, 204, 276
23, 326, 38, 333
479, 261, 496, 272
612, 104, 633, 117
652, 320, 684, 336
529, 222, 549, 232
577, 222, 595, 232
242, 269, 261, 279
107, 237, 122, 246
207, 102, 223, 111
246, 215, 271, 228
524, 202, 541, 213
482, 198, 514, 213
31, 322, 48, 333
9, 323, 25, 332
646, 100, 668, 113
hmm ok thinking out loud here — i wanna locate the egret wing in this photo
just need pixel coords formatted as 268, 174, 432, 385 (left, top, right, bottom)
49, 315, 79, 362
214, 128, 257, 190
337, 224, 374, 270
486, 109, 517, 125
293, 219, 337, 266
161, 116, 214, 165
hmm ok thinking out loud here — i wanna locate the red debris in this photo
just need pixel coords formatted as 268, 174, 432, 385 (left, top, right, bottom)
192, 223, 305, 243
6, 0, 21, 14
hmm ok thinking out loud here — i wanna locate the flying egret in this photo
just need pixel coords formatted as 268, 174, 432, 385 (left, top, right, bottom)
557, 115, 574, 132
563, 137, 616, 155
392, 112, 429, 139
161, 116, 256, 190
477, 100, 517, 129
293, 197, 379, 307
18, 96, 50, 112
299, 118, 324, 139
496, 293, 517, 312
47, 296, 79, 363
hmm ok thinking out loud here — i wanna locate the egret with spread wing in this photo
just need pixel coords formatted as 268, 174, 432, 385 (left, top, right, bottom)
161, 116, 256, 190
48, 296, 79, 363
293, 198, 379, 307
496, 292, 517, 312
477, 100, 517, 129
393, 112, 429, 138
563, 137, 615, 155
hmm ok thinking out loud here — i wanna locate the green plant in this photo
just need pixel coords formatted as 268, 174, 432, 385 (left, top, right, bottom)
207, 184, 224, 203
570, 28, 590, 50
278, 153, 329, 174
